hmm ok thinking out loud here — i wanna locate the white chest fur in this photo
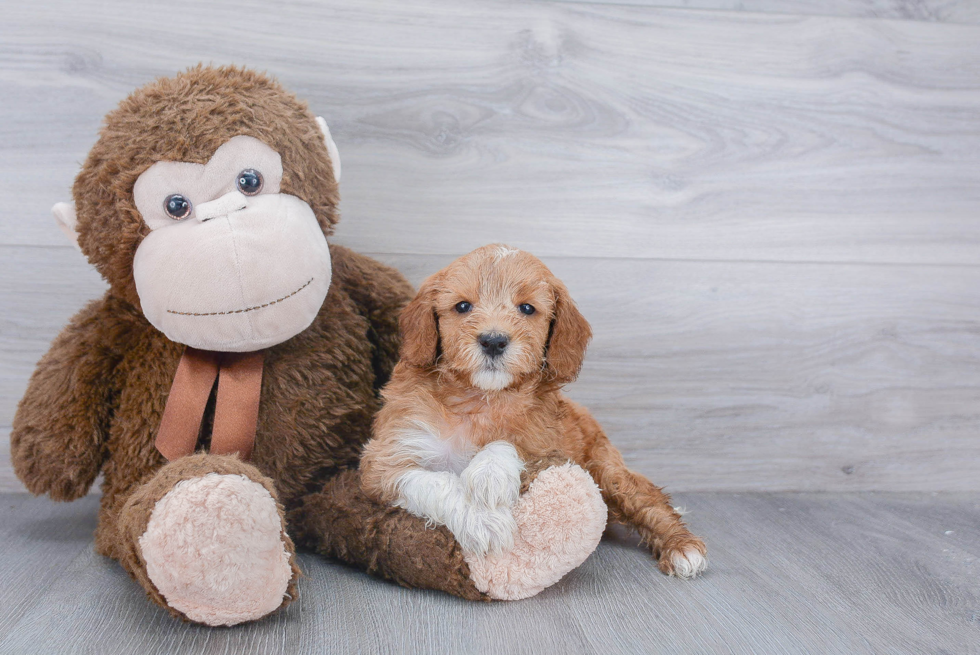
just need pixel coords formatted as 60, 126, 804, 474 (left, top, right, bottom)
394, 420, 479, 474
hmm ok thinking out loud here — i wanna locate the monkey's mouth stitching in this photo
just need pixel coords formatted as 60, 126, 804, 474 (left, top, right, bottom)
166, 278, 314, 317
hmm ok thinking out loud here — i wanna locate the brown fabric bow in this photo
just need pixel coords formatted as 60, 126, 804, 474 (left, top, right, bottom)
155, 347, 265, 462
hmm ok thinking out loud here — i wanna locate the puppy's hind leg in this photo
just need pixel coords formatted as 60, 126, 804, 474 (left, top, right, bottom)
572, 408, 707, 578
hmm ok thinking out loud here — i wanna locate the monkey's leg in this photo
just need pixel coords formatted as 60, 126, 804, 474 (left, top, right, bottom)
288, 469, 488, 600
290, 458, 606, 601
116, 453, 300, 625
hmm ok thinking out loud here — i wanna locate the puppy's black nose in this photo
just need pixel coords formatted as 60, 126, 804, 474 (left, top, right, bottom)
478, 332, 509, 358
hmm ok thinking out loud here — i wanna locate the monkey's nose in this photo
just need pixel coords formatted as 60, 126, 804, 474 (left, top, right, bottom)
478, 332, 509, 358
195, 191, 248, 222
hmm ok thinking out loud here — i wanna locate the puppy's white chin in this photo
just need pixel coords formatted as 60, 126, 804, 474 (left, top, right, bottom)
470, 368, 513, 391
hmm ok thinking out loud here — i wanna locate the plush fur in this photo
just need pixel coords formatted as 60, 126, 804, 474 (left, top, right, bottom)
10, 66, 473, 621
71, 65, 340, 309
116, 453, 301, 621
12, 68, 619, 621
139, 472, 293, 626
361, 244, 708, 578
287, 468, 489, 602
465, 462, 607, 600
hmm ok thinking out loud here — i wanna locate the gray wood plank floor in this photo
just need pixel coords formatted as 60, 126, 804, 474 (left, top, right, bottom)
0, 492, 977, 654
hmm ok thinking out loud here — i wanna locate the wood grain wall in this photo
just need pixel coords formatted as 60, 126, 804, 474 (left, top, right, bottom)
2, 0, 978, 492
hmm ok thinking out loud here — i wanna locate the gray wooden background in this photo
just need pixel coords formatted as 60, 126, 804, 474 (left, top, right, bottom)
2, 0, 979, 493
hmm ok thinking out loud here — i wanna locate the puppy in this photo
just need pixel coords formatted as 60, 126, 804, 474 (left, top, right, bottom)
360, 244, 707, 578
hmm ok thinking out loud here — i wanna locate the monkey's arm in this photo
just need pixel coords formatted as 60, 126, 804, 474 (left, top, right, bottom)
11, 296, 121, 500
328, 245, 414, 389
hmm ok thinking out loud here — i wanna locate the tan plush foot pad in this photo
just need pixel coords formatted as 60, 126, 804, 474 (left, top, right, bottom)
139, 473, 293, 626
465, 463, 607, 600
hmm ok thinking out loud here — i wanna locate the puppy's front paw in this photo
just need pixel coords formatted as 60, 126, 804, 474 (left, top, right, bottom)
658, 536, 707, 579
448, 504, 518, 557
460, 441, 523, 510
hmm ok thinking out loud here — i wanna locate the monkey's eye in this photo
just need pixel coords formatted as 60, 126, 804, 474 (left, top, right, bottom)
163, 194, 192, 220
454, 301, 472, 314
518, 303, 536, 316
236, 169, 263, 196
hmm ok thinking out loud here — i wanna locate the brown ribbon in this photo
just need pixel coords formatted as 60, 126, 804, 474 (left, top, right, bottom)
155, 347, 265, 462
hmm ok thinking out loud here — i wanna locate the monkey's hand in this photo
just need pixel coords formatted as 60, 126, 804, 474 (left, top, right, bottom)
10, 424, 105, 501
10, 298, 118, 501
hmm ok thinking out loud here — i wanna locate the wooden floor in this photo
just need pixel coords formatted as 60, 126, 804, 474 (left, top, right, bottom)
1, 492, 977, 654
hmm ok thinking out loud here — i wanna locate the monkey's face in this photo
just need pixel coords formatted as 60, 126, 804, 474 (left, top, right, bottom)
132, 136, 331, 352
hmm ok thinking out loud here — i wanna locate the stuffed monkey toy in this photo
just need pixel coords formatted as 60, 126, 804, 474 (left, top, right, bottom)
11, 66, 607, 626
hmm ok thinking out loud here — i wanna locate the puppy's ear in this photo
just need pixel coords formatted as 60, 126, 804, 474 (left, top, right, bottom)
544, 278, 592, 384
399, 277, 441, 368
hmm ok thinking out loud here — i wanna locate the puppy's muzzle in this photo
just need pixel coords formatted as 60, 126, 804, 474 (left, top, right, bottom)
478, 332, 509, 359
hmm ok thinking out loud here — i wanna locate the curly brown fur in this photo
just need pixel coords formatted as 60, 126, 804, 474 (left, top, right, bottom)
361, 244, 707, 576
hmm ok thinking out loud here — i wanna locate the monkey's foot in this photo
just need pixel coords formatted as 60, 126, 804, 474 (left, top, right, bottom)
138, 472, 295, 626
464, 462, 607, 600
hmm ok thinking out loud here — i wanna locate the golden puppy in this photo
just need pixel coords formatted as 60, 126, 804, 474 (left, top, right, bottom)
361, 244, 707, 577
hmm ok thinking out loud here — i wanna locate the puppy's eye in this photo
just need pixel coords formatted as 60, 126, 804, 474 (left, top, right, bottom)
454, 301, 472, 314
236, 169, 263, 196
518, 303, 536, 316
164, 194, 192, 220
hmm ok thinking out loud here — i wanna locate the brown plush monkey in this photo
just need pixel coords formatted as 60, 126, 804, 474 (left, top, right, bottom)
11, 66, 607, 626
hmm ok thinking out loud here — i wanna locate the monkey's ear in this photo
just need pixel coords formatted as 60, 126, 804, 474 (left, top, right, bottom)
399, 278, 441, 368
52, 201, 81, 252
315, 116, 342, 183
